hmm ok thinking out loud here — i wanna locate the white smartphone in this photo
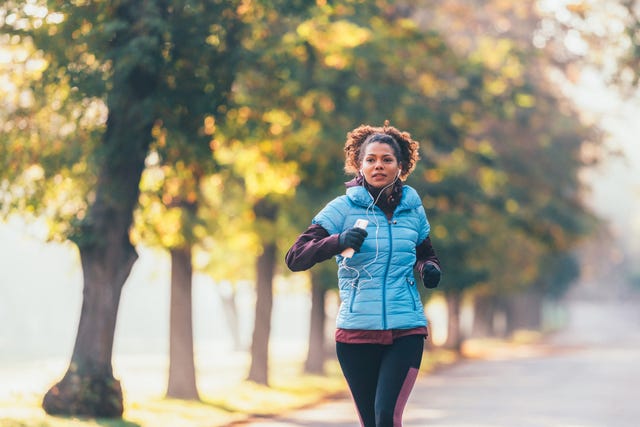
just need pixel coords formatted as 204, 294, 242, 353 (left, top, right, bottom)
341, 219, 369, 258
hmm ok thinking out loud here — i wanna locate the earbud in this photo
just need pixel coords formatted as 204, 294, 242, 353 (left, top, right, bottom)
397, 169, 402, 177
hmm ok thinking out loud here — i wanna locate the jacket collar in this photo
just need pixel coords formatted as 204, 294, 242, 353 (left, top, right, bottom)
345, 180, 421, 212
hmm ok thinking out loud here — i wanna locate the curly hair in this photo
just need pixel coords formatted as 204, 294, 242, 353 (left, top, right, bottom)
344, 121, 420, 180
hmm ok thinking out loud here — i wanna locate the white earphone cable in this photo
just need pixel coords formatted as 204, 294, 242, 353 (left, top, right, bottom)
339, 172, 400, 290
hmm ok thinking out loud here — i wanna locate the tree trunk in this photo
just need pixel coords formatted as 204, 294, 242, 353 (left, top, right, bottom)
305, 269, 327, 374
505, 289, 543, 336
217, 281, 243, 351
41, 2, 164, 417
166, 246, 199, 400
41, 240, 136, 417
471, 294, 496, 338
444, 291, 463, 352
247, 198, 278, 386
493, 298, 509, 338
247, 241, 277, 385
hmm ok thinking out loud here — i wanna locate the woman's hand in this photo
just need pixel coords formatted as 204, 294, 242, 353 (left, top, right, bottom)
338, 227, 368, 253
421, 262, 441, 288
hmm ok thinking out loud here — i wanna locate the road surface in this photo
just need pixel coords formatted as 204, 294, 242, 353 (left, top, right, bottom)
234, 298, 640, 427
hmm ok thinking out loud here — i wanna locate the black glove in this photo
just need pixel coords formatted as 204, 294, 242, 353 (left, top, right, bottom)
338, 227, 368, 252
422, 263, 441, 289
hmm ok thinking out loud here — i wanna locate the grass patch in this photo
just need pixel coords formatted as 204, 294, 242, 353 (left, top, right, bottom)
461, 330, 549, 360
204, 360, 346, 416
422, 347, 460, 373
1, 347, 458, 427
0, 357, 346, 427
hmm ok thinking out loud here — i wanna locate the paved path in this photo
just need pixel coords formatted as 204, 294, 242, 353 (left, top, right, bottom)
234, 298, 640, 427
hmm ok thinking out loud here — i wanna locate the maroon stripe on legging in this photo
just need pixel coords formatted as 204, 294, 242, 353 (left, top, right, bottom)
393, 366, 419, 426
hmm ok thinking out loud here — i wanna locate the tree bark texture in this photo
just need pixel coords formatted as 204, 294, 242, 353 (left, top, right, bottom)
42, 1, 164, 417
471, 294, 497, 338
166, 246, 200, 400
247, 198, 278, 386
304, 270, 328, 374
247, 241, 276, 385
505, 289, 543, 335
444, 291, 463, 352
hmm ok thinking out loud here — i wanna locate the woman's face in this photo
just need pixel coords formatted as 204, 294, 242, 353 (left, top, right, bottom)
360, 142, 401, 189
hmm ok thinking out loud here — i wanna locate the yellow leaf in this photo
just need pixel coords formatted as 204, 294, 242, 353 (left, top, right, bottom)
515, 93, 535, 108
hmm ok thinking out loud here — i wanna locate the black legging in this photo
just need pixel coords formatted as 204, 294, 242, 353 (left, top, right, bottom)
336, 334, 424, 427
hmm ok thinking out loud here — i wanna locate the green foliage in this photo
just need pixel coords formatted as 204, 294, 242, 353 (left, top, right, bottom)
0, 34, 97, 238
206, 0, 602, 299
541, 251, 581, 299
0, 1, 167, 243
404, 0, 602, 298
0, 0, 604, 297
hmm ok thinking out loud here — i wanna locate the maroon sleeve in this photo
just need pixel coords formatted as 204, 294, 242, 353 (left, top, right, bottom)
285, 224, 341, 272
415, 236, 441, 275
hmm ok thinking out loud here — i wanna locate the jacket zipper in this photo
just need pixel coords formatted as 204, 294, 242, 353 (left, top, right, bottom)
406, 277, 417, 310
349, 279, 358, 312
382, 218, 393, 329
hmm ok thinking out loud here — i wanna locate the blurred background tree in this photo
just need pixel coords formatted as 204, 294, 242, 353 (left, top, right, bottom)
2, 0, 167, 416
409, 0, 602, 349
537, 0, 640, 294
0, 0, 313, 412
131, 0, 249, 401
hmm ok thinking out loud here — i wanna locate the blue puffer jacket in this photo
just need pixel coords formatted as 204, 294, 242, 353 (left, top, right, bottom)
312, 185, 430, 330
